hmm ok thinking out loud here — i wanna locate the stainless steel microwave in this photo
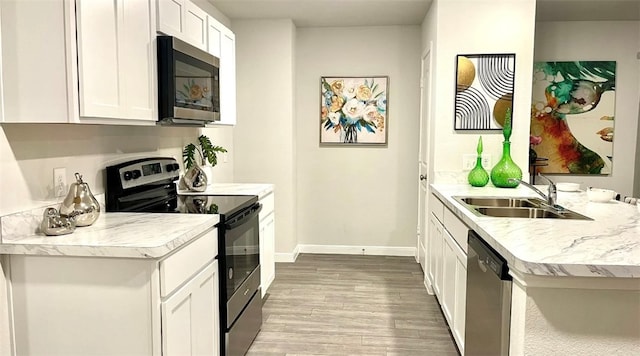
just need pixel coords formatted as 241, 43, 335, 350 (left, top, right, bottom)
157, 36, 220, 126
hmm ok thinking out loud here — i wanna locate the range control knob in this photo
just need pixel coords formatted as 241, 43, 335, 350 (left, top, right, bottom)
172, 163, 180, 171
131, 170, 142, 179
166, 164, 175, 172
123, 171, 133, 181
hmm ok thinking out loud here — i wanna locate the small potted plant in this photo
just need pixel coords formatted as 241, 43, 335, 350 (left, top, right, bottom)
182, 135, 227, 191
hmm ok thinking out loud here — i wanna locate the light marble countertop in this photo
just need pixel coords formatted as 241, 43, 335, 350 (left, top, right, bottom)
178, 183, 274, 199
431, 184, 640, 278
0, 212, 219, 259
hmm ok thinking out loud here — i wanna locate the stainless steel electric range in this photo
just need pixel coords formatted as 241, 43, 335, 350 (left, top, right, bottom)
105, 157, 262, 356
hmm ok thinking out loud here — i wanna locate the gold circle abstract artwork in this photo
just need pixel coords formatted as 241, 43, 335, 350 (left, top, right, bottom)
457, 56, 475, 91
493, 94, 513, 128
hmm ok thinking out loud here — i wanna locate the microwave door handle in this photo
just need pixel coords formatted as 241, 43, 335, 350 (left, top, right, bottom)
225, 204, 262, 230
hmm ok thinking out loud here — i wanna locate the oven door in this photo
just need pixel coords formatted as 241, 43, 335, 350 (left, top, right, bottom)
224, 203, 261, 299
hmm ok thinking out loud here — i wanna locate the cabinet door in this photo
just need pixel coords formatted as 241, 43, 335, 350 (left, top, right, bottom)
0, 0, 69, 122
218, 28, 236, 125
453, 253, 467, 354
75, 0, 155, 122
121, 0, 155, 120
442, 230, 457, 325
430, 215, 444, 298
183, 0, 207, 51
162, 260, 219, 355
207, 15, 222, 57
157, 0, 184, 37
259, 213, 275, 298
75, 0, 122, 119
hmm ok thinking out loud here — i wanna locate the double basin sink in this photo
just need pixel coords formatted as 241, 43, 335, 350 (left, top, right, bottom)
454, 197, 592, 220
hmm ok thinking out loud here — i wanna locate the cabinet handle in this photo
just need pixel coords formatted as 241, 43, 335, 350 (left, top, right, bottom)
244, 288, 249, 296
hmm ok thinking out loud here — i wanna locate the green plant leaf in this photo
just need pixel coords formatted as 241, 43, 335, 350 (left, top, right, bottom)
182, 143, 197, 169
198, 135, 227, 166
322, 79, 332, 92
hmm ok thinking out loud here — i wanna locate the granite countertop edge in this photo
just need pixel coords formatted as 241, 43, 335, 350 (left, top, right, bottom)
0, 212, 220, 259
431, 184, 640, 279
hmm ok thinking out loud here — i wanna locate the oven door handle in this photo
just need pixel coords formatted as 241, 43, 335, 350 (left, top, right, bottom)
225, 203, 262, 230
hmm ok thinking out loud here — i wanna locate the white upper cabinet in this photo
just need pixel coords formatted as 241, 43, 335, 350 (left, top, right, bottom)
207, 15, 236, 126
157, 0, 207, 51
0, 0, 69, 122
0, 0, 156, 124
157, 0, 185, 37
183, 1, 208, 50
75, 0, 156, 123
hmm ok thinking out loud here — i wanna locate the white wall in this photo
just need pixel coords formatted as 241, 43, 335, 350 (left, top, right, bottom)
232, 19, 298, 256
423, 0, 536, 182
636, 17, 640, 196
295, 26, 421, 249
534, 21, 640, 197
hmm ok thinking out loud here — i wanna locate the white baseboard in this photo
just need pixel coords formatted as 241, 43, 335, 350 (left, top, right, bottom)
274, 244, 299, 263
298, 244, 416, 257
275, 244, 416, 263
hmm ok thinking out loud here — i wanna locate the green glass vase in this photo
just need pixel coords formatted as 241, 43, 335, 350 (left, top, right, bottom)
490, 140, 522, 188
468, 137, 489, 187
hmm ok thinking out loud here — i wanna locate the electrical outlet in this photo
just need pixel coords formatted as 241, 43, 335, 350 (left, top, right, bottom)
463, 154, 492, 171
53, 167, 67, 197
462, 154, 476, 171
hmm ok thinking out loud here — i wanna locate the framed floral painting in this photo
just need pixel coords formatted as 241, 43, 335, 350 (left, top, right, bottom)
320, 76, 388, 145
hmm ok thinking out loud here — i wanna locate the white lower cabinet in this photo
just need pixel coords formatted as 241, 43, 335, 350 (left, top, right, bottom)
428, 213, 444, 297
453, 251, 467, 352
162, 260, 219, 355
9, 228, 219, 355
258, 192, 276, 297
441, 230, 457, 323
426, 193, 468, 354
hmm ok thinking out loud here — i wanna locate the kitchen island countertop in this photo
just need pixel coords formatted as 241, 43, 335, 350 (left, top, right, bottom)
431, 184, 640, 279
0, 211, 219, 259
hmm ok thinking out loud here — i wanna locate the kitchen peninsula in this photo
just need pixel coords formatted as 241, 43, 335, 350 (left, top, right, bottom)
430, 184, 640, 355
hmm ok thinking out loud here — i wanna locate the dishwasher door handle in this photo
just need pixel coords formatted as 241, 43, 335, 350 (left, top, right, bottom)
477, 258, 488, 273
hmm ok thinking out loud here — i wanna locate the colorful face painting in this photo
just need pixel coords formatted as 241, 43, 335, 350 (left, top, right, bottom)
530, 61, 616, 174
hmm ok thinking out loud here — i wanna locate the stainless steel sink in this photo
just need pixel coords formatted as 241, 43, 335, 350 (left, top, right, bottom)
458, 197, 547, 208
453, 196, 592, 220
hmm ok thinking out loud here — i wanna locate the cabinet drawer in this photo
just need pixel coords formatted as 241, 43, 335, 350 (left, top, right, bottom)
259, 193, 274, 221
430, 193, 445, 223
160, 228, 217, 297
443, 208, 469, 254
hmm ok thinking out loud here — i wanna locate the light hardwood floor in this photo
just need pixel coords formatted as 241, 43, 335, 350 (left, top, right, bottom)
247, 254, 459, 356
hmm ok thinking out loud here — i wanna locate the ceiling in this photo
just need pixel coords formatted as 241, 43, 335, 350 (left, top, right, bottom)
208, 0, 433, 27
537, 0, 640, 21
208, 0, 640, 27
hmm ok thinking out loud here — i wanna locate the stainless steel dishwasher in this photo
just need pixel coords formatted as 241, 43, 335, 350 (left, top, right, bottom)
465, 230, 512, 356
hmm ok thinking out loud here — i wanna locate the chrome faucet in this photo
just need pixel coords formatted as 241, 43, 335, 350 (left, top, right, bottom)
508, 173, 557, 206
